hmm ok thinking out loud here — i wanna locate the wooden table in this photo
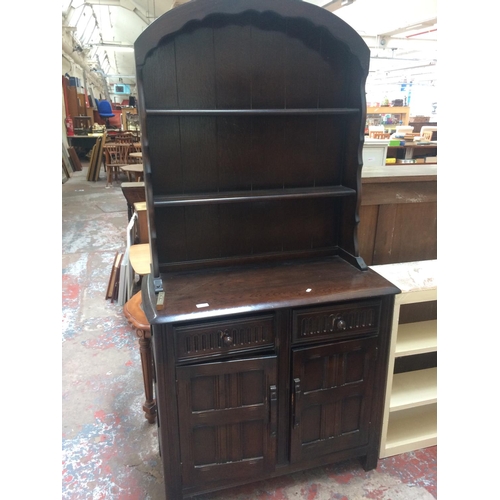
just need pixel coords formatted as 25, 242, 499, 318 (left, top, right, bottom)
120, 163, 144, 182
67, 133, 103, 154
129, 151, 143, 159
123, 291, 156, 424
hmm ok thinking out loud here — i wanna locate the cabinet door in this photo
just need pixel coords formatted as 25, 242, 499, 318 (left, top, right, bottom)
290, 337, 378, 463
177, 356, 278, 487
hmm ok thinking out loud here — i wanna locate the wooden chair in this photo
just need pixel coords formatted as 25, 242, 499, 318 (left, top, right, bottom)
103, 143, 130, 187
369, 132, 390, 139
420, 126, 437, 141
115, 132, 138, 144
127, 142, 142, 164
120, 163, 144, 182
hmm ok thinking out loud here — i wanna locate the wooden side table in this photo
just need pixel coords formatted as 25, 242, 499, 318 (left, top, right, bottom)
123, 291, 156, 423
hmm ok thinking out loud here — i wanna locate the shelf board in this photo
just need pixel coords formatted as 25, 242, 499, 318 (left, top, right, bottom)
396, 320, 437, 357
390, 367, 437, 411
382, 404, 437, 458
145, 108, 360, 116
153, 186, 356, 207
367, 106, 410, 114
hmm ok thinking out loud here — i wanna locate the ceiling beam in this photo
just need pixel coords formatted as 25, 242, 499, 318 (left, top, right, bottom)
323, 0, 356, 13
84, 0, 156, 24
362, 35, 436, 52
379, 18, 437, 38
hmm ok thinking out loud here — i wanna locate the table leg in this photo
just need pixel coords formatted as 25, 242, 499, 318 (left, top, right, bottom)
136, 328, 157, 423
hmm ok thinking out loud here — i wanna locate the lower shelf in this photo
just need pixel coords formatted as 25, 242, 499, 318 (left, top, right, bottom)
390, 367, 437, 411
382, 403, 437, 458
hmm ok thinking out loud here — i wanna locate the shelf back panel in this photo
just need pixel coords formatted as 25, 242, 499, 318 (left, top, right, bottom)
140, 11, 359, 111
146, 115, 357, 195
155, 197, 341, 270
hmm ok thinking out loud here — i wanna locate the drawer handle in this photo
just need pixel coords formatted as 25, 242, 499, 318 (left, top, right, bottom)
336, 318, 347, 331
219, 330, 234, 346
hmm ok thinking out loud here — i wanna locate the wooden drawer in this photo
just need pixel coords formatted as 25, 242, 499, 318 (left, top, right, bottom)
174, 315, 276, 362
292, 299, 381, 344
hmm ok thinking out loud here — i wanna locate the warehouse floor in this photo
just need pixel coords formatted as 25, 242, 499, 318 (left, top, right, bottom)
62, 161, 437, 500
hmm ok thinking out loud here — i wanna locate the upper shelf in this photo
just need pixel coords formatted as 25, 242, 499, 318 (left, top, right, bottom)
145, 108, 361, 116
367, 106, 410, 115
152, 185, 357, 207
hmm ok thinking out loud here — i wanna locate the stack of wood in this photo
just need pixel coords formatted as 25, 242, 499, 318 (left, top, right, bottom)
62, 144, 83, 183
403, 133, 418, 142
86, 133, 107, 182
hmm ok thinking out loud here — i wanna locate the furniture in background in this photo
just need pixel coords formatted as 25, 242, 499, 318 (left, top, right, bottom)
120, 163, 143, 182
127, 151, 143, 164
419, 126, 437, 141
133, 202, 149, 244
370, 132, 390, 139
135, 2, 399, 499
366, 106, 411, 133
370, 260, 437, 458
67, 134, 103, 156
410, 121, 437, 139
368, 125, 385, 135
362, 139, 390, 167
392, 125, 414, 137
386, 143, 437, 164
359, 165, 437, 266
115, 132, 139, 143
86, 132, 107, 182
103, 143, 130, 187
97, 99, 115, 127
122, 107, 140, 132
123, 291, 156, 424
72, 116, 93, 135
67, 146, 83, 172
128, 144, 143, 164
121, 181, 146, 219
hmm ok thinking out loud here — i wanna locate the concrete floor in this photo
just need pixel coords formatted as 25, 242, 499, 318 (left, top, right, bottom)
62, 162, 437, 499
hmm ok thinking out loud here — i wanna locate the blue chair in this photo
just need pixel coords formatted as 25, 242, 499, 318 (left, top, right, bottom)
97, 100, 115, 127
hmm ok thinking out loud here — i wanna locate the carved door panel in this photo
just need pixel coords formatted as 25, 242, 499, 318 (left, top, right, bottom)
290, 337, 378, 463
177, 356, 278, 487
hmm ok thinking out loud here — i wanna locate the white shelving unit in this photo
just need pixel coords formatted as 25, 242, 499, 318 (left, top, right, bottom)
370, 260, 437, 458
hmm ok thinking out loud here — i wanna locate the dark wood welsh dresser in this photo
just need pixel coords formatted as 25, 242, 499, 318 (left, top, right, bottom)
134, 1, 400, 498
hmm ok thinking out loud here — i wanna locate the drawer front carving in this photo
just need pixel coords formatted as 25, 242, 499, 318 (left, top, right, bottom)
175, 315, 275, 361
293, 300, 381, 344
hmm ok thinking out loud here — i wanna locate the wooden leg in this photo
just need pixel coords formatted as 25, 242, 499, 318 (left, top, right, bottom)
361, 451, 379, 472
136, 328, 157, 423
106, 166, 112, 187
